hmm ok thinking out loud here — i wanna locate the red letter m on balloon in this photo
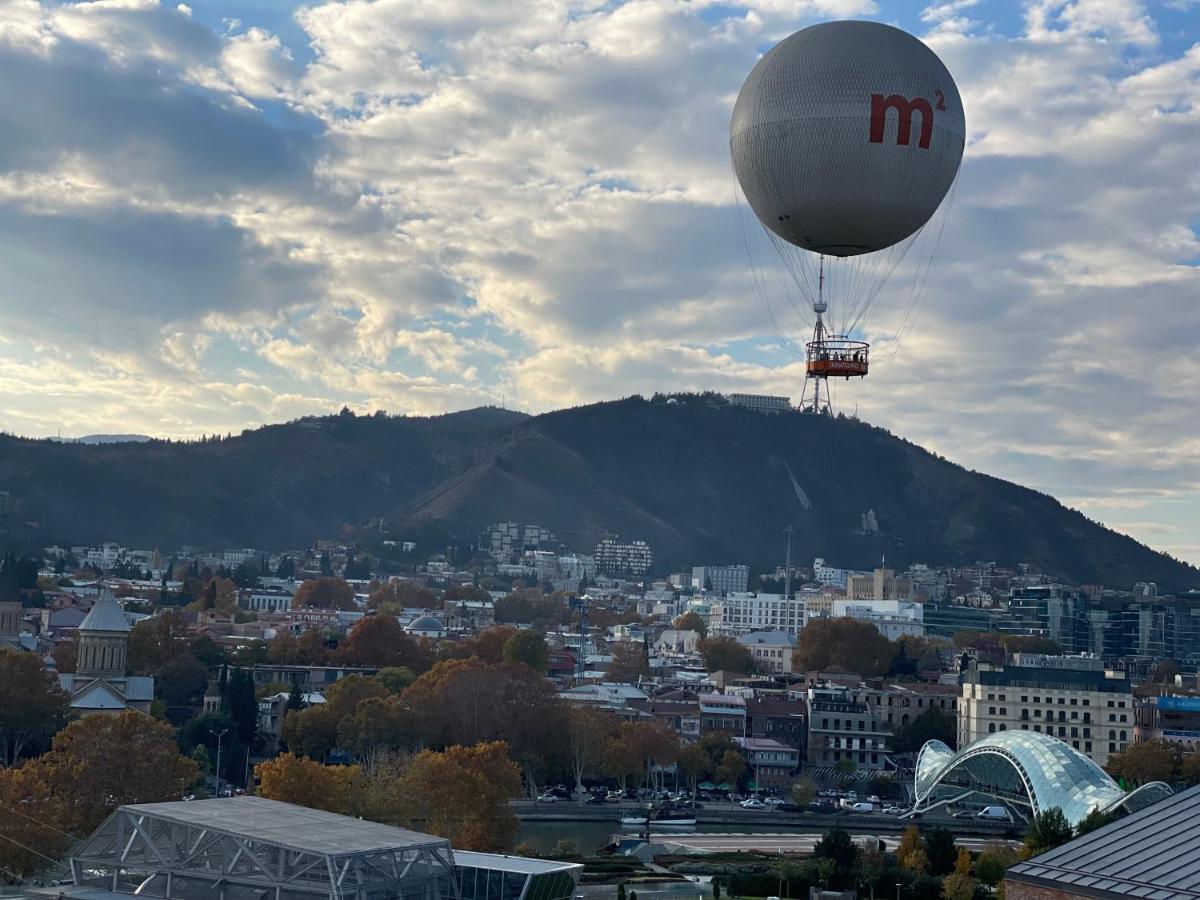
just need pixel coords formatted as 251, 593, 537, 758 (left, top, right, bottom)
869, 94, 934, 149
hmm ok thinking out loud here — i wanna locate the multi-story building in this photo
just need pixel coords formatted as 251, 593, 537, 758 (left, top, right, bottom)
692, 564, 750, 595
830, 597, 924, 639
699, 692, 746, 734
737, 630, 796, 674
593, 538, 653, 577
725, 393, 791, 414
958, 654, 1134, 766
733, 737, 800, 788
714, 592, 803, 635
847, 568, 914, 602
1135, 695, 1200, 750
747, 696, 807, 751
812, 558, 853, 589
806, 682, 892, 770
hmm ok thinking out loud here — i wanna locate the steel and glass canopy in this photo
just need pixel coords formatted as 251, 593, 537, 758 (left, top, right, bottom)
912, 732, 1172, 827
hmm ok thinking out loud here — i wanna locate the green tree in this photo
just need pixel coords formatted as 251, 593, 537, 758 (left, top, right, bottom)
1075, 807, 1117, 836
157, 654, 210, 707
975, 845, 1018, 886
502, 629, 549, 672
923, 827, 958, 876
890, 707, 957, 753
1024, 808, 1073, 857
790, 775, 817, 806
376, 666, 417, 693
697, 636, 754, 674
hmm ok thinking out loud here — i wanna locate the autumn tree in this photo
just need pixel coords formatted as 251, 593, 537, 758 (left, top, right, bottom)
0, 757, 71, 875
293, 577, 356, 611
607, 642, 650, 683
672, 611, 706, 637
255, 753, 367, 815
281, 703, 339, 760
896, 825, 924, 872
127, 608, 191, 673
441, 625, 517, 664
404, 658, 567, 795
502, 629, 549, 672
386, 741, 521, 852
338, 615, 427, 670
698, 636, 755, 674
368, 580, 438, 613
940, 848, 976, 900
0, 649, 70, 766
795, 617, 896, 676
1105, 739, 1184, 785
43, 711, 199, 833
338, 695, 415, 768
270, 627, 330, 665
566, 707, 620, 801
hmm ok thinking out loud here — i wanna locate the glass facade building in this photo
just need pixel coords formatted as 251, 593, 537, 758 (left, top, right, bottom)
912, 731, 1172, 828
70, 798, 581, 900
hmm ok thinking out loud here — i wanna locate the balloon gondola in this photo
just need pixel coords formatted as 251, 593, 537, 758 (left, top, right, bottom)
730, 20, 965, 413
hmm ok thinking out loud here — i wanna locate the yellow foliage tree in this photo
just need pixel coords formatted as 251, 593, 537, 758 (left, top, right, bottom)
387, 741, 521, 852
254, 753, 367, 816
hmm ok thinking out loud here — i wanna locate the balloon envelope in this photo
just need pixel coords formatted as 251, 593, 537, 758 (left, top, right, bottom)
731, 20, 965, 257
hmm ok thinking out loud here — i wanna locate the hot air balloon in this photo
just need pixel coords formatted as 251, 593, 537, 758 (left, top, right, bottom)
731, 20, 965, 413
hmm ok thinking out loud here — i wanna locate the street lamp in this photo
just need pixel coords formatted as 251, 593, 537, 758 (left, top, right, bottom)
895, 882, 902, 900
210, 728, 229, 798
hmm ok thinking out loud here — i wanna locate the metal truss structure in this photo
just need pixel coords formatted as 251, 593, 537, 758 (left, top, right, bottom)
71, 799, 459, 900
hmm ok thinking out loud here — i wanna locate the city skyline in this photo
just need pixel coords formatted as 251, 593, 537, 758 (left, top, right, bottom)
0, 0, 1196, 564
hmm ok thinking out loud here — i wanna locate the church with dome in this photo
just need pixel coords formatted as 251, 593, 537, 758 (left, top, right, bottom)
56, 590, 154, 715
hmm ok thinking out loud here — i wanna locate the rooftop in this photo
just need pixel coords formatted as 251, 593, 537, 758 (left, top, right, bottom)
78, 592, 131, 633
119, 797, 444, 855
1007, 784, 1200, 898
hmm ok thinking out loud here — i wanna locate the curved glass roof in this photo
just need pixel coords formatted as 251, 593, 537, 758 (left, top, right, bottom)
913, 731, 1172, 827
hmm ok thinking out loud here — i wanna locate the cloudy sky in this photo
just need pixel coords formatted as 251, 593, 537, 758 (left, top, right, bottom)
0, 0, 1196, 565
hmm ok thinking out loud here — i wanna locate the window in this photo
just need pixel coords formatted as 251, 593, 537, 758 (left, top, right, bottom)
1033, 725, 1041, 732
1085, 741, 1092, 752
1109, 742, 1116, 753
1000, 708, 1007, 715
989, 706, 996, 715
1070, 698, 1078, 706
999, 724, 1006, 731
1120, 730, 1127, 741
1021, 710, 1030, 721
1059, 726, 1067, 737
989, 723, 996, 733
1073, 740, 1079, 749
1021, 723, 1028, 730
1071, 727, 1078, 738
1021, 695, 1028, 702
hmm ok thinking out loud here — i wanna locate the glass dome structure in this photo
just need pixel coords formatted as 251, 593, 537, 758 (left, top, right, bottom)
912, 731, 1172, 827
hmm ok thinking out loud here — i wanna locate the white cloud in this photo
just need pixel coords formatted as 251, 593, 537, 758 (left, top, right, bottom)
0, 0, 1195, 562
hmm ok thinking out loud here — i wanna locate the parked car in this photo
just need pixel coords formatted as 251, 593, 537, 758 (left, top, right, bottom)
764, 796, 785, 806
585, 795, 607, 805
867, 795, 881, 804
536, 793, 558, 803
740, 798, 768, 810
850, 802, 875, 813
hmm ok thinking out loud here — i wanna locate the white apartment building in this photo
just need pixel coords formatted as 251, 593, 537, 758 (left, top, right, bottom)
692, 564, 750, 594
725, 393, 791, 414
813, 557, 867, 590
959, 655, 1135, 766
830, 597, 925, 639
714, 592, 803, 635
737, 630, 797, 674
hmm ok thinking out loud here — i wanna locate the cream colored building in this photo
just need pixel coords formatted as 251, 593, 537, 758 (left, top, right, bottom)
847, 568, 914, 602
959, 655, 1133, 766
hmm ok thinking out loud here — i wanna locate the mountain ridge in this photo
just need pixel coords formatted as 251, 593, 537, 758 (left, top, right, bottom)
0, 398, 1193, 591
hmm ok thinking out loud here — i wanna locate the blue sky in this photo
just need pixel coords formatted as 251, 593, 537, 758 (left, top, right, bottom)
0, 0, 1196, 568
